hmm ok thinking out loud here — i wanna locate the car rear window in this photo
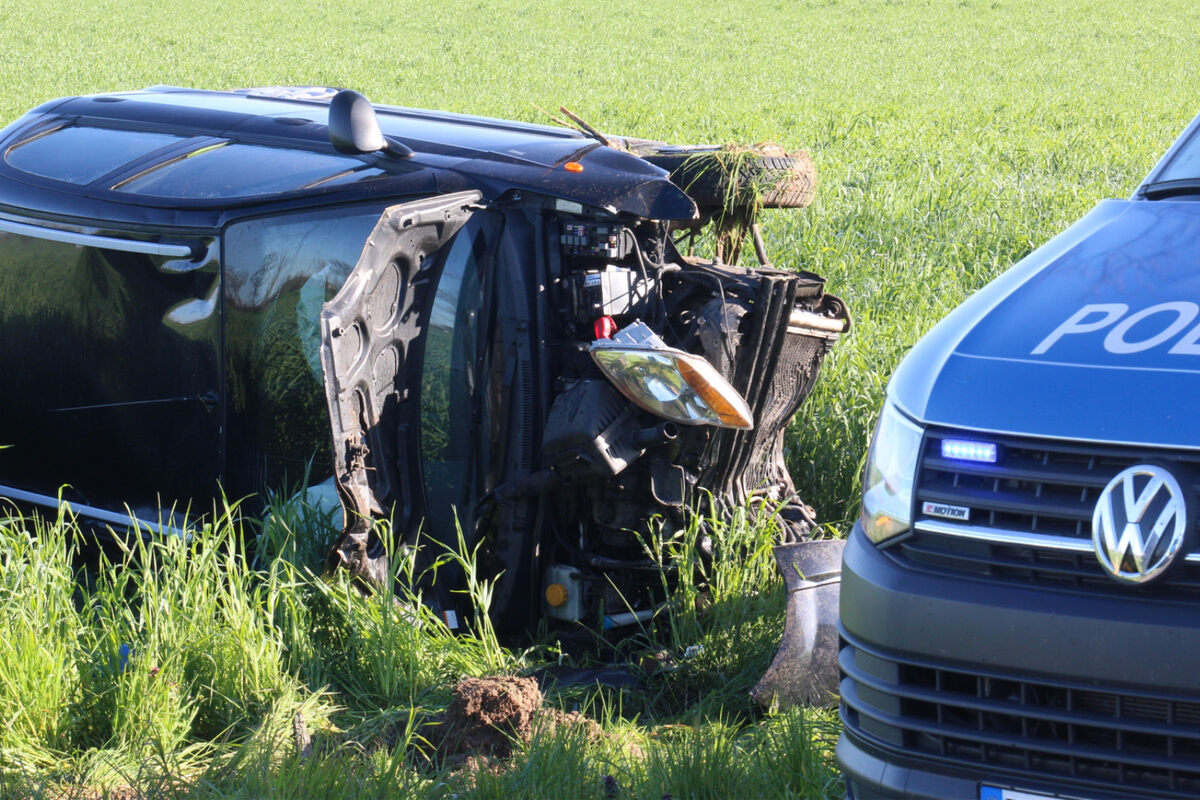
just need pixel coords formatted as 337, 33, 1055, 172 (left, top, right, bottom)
5, 126, 184, 185
115, 142, 385, 198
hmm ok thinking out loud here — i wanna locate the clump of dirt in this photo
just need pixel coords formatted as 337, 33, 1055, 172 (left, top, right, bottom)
437, 676, 544, 758
430, 675, 603, 761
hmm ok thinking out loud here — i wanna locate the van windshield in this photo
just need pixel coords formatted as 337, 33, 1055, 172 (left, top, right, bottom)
1154, 129, 1200, 185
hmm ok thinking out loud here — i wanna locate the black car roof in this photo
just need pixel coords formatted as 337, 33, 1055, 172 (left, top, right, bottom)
0, 86, 695, 231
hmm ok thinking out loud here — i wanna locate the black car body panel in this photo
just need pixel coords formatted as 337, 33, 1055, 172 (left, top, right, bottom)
0, 230, 222, 516
0, 87, 695, 222
0, 86, 846, 638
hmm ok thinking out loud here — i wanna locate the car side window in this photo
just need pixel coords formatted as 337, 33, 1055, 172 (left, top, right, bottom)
5, 125, 184, 185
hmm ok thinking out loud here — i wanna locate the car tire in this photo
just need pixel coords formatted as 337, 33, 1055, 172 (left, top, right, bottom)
638, 146, 816, 211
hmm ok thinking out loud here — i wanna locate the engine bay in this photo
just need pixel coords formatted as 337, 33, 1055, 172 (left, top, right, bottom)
531, 208, 848, 628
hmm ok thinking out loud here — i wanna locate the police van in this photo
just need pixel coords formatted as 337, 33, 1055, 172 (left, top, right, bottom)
839, 111, 1200, 799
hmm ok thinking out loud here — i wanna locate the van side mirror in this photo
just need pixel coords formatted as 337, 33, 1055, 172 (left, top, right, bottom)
328, 90, 413, 159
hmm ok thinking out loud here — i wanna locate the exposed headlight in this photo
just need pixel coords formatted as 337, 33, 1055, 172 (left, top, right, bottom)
860, 400, 924, 545
590, 322, 753, 429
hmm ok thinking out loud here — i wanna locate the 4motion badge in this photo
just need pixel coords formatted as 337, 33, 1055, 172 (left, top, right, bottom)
921, 501, 970, 522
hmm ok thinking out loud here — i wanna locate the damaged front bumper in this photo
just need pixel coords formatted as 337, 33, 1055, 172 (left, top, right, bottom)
753, 538, 845, 709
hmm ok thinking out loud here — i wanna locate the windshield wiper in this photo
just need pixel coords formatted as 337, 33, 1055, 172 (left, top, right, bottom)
1141, 179, 1200, 200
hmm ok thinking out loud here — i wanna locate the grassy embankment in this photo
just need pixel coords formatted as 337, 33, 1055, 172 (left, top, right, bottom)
2, 0, 1200, 796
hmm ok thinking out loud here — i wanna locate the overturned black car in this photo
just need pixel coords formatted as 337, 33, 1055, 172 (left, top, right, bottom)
0, 87, 846, 687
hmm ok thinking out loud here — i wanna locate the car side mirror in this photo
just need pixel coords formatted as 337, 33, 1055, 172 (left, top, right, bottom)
329, 90, 413, 159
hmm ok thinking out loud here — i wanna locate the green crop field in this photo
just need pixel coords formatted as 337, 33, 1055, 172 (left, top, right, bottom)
2, 0, 1200, 796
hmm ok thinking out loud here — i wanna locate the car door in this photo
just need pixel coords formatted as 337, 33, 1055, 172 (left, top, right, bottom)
321, 190, 546, 630
319, 191, 483, 585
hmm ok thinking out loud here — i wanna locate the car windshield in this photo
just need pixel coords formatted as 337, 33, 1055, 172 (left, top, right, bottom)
419, 216, 499, 545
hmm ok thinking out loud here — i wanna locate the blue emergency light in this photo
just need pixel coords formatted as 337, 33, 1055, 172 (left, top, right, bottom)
941, 439, 998, 463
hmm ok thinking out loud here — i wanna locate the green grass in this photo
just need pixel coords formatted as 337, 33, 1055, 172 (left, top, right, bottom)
0, 499, 841, 799
4, 0, 1200, 794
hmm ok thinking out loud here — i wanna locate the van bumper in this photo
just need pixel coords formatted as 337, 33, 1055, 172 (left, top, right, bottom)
838, 522, 1200, 800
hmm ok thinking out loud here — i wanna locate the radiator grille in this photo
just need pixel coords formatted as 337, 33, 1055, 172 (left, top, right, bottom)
841, 637, 1200, 797
898, 430, 1200, 595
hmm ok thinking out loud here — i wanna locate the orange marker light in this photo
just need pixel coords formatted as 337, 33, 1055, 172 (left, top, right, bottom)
564, 161, 584, 173
676, 358, 754, 429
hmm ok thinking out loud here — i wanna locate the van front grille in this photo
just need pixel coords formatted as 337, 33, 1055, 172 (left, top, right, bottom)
897, 430, 1200, 596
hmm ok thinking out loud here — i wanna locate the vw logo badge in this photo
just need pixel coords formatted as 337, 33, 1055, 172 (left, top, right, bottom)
1092, 464, 1189, 584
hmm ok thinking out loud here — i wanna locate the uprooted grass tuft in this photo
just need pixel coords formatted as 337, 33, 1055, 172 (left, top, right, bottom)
675, 146, 786, 264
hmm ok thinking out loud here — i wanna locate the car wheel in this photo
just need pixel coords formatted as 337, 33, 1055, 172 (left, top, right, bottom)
638, 145, 816, 211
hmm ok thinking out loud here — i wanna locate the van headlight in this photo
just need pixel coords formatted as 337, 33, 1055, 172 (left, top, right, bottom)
590, 322, 753, 429
860, 400, 923, 545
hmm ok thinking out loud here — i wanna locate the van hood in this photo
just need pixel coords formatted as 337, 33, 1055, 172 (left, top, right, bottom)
891, 198, 1200, 448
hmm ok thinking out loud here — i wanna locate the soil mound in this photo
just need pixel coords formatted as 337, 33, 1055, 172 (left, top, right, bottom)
432, 675, 603, 760
438, 675, 544, 758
